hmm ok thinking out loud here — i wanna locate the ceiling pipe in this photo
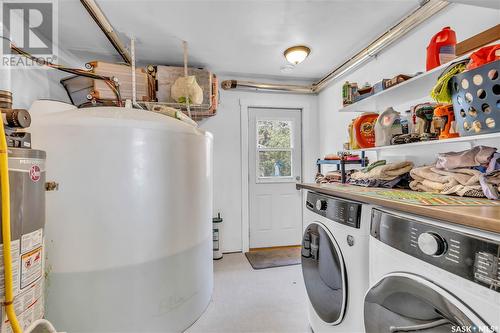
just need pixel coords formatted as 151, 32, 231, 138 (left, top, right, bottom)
221, 0, 449, 94
80, 0, 132, 65
221, 80, 313, 94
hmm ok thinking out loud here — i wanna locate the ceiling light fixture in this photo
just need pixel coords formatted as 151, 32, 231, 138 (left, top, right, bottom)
284, 45, 310, 65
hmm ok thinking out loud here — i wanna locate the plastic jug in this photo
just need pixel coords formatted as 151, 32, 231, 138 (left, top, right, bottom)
426, 27, 457, 71
375, 107, 402, 147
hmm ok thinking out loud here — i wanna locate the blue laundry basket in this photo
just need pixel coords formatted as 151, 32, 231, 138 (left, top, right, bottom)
451, 60, 500, 136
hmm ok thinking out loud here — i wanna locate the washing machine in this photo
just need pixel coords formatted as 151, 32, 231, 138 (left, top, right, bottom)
302, 191, 372, 333
365, 208, 500, 333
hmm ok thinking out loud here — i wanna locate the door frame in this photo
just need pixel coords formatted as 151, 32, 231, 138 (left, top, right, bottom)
240, 97, 310, 252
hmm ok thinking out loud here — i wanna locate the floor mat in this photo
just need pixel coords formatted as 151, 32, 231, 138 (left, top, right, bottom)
245, 247, 301, 270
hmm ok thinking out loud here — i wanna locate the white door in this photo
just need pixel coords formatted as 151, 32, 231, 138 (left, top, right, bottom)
248, 107, 302, 249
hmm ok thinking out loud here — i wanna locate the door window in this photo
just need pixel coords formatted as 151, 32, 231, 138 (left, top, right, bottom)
256, 119, 293, 180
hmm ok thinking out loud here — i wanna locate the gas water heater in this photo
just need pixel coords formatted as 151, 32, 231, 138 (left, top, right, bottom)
0, 92, 46, 332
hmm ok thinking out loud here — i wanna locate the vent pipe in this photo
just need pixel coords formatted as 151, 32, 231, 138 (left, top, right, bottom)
80, 0, 132, 65
221, 0, 449, 94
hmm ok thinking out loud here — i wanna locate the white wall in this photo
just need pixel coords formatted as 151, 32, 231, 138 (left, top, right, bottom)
8, 69, 70, 109
318, 4, 500, 166
200, 78, 318, 252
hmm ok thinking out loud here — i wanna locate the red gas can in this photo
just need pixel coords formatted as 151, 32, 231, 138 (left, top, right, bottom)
426, 27, 457, 71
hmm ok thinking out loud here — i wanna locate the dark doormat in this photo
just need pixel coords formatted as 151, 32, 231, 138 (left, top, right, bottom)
245, 246, 301, 270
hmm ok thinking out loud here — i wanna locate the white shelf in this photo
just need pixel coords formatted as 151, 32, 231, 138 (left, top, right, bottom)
339, 55, 468, 113
350, 132, 500, 152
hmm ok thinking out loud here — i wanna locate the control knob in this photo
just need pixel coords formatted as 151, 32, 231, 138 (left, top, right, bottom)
417, 232, 446, 256
315, 199, 327, 211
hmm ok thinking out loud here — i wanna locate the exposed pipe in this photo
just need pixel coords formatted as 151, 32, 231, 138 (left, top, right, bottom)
80, 0, 132, 65
221, 80, 313, 94
221, 0, 449, 94
312, 0, 449, 92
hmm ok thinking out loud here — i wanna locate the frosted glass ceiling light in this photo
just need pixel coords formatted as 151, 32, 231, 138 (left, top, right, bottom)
284, 46, 310, 65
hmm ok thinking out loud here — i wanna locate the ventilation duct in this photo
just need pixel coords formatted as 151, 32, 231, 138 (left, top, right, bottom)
221, 0, 449, 94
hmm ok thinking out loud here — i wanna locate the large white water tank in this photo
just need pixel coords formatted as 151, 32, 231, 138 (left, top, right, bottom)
29, 101, 213, 332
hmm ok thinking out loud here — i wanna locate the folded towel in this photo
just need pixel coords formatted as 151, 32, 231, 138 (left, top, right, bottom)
361, 160, 386, 173
351, 161, 413, 181
410, 165, 486, 197
435, 146, 497, 170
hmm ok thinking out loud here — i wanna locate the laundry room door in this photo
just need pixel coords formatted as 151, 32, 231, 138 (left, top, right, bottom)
248, 107, 302, 249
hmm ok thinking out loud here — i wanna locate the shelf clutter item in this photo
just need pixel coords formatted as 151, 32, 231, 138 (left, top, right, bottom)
430, 58, 468, 103
171, 75, 203, 105
353, 113, 378, 148
61, 61, 154, 107
415, 103, 439, 141
61, 61, 219, 121
375, 107, 403, 147
342, 81, 358, 106
146, 65, 218, 121
356, 82, 374, 101
385, 74, 415, 89
410, 146, 500, 199
466, 44, 500, 70
342, 75, 417, 108
347, 119, 360, 150
433, 104, 459, 139
426, 26, 457, 71
450, 59, 499, 136
349, 160, 413, 189
316, 152, 368, 184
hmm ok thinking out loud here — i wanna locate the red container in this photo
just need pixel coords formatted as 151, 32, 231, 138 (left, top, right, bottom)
353, 113, 378, 148
426, 27, 457, 71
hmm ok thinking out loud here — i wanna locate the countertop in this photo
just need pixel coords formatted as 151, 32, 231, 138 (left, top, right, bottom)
297, 183, 500, 234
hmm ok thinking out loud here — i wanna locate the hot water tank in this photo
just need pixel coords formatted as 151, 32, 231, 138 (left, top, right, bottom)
29, 101, 213, 332
0, 102, 46, 332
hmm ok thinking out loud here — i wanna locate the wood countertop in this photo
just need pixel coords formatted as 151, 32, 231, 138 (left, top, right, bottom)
297, 183, 500, 234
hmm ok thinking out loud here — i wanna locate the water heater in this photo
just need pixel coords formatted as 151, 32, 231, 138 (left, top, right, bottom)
0, 101, 46, 332
29, 101, 213, 332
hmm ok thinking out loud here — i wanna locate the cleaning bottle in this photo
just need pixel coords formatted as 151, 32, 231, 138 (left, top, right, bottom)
426, 27, 457, 71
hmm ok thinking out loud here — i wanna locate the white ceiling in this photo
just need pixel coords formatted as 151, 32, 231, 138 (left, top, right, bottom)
58, 0, 424, 81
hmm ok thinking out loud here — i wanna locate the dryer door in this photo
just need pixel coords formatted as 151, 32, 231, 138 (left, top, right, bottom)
301, 222, 346, 325
364, 273, 492, 333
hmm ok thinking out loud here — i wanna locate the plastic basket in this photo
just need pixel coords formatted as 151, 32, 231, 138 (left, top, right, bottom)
451, 60, 500, 136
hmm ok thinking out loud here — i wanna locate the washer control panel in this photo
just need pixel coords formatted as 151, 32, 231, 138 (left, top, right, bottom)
371, 209, 500, 292
306, 191, 362, 228
417, 232, 447, 256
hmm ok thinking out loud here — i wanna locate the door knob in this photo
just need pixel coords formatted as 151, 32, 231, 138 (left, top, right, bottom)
296, 176, 301, 181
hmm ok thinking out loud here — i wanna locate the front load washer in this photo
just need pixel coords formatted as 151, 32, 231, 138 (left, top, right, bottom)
365, 208, 500, 333
302, 191, 372, 333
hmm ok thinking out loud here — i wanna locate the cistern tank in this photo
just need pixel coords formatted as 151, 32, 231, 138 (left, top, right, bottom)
29, 101, 213, 332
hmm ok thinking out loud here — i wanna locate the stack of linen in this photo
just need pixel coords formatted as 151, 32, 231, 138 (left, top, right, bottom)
410, 146, 500, 199
348, 160, 414, 188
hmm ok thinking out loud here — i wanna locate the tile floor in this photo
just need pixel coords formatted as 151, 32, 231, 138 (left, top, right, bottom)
186, 253, 311, 333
